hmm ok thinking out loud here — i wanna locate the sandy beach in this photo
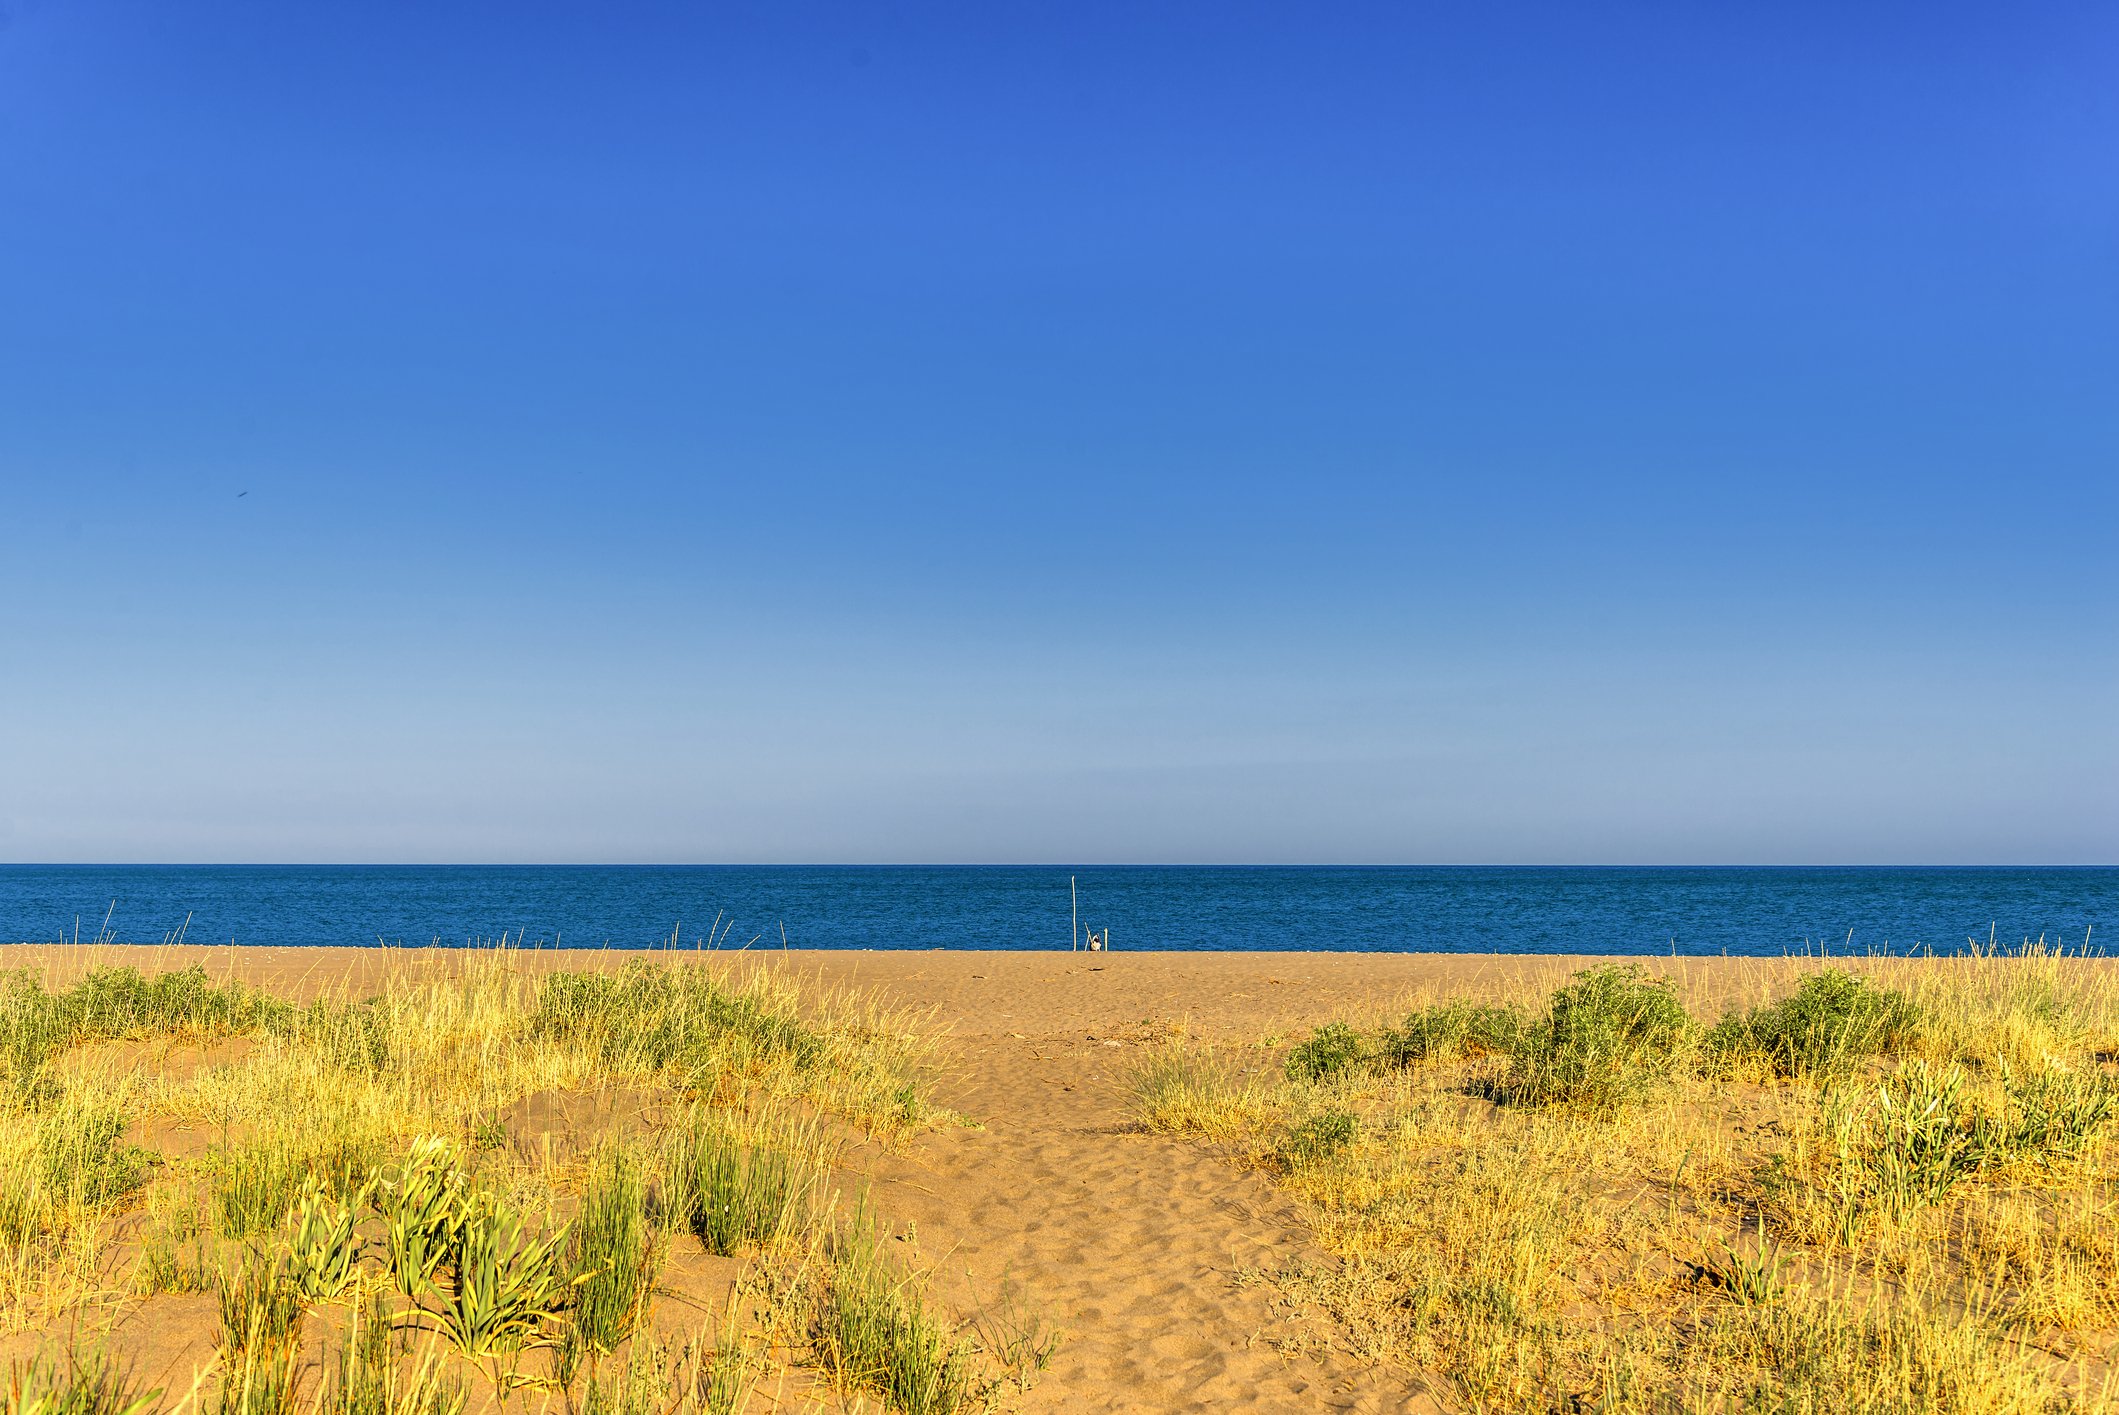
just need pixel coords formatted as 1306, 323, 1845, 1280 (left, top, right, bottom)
6, 944, 2112, 1413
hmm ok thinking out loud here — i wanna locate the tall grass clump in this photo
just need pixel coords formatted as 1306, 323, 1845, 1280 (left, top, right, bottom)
1283, 1024, 1367, 1083
1773, 1059, 2119, 1242
532, 963, 825, 1081
1901, 942, 2119, 1073
564, 1146, 659, 1358
525, 960, 937, 1136
1132, 1050, 1275, 1144
2, 1349, 162, 1415
213, 1248, 304, 1415
0, 1095, 150, 1250
1501, 965, 1695, 1111
211, 1129, 381, 1241
34, 1098, 149, 1217
1677, 1280, 2070, 1414
666, 1112, 812, 1258
1706, 969, 1920, 1079
319, 1291, 464, 1415
817, 1215, 973, 1415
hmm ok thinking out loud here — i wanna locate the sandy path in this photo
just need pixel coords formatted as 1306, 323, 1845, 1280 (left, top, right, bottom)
857, 1033, 1428, 1413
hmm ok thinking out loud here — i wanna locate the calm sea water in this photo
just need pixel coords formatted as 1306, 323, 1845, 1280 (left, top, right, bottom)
0, 865, 2111, 955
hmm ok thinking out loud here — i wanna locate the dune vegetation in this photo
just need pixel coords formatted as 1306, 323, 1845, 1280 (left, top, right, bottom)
0, 951, 985, 1415
1139, 948, 2119, 1413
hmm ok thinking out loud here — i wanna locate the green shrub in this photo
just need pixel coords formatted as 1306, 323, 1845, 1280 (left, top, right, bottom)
1283, 1023, 1366, 1083
1502, 965, 1695, 1110
1278, 1110, 1358, 1167
1381, 1001, 1524, 1066
1706, 970, 1919, 1079
0, 966, 296, 1092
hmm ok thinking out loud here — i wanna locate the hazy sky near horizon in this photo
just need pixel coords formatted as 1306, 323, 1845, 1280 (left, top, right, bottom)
1, 2, 2114, 864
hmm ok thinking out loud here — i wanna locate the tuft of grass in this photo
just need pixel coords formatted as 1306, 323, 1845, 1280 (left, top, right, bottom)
816, 1214, 973, 1415
218, 1247, 303, 1358
668, 1114, 811, 1259
318, 1290, 464, 1415
1979, 1064, 2117, 1167
1132, 1049, 1275, 1143
1, 1350, 161, 1415
211, 1130, 381, 1242
1705, 1219, 1788, 1307
532, 963, 825, 1081
1773, 1058, 2119, 1242
699, 1315, 758, 1415
1501, 965, 1696, 1111
1705, 969, 1920, 1079
563, 1145, 659, 1359
967, 1278, 1060, 1397
138, 1212, 216, 1297
0, 1097, 152, 1244
212, 1247, 304, 1415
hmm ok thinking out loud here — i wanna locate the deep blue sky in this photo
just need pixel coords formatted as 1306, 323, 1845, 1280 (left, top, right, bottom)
1, 2, 2113, 864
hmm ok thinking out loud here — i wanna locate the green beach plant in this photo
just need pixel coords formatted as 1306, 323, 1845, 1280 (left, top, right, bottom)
564, 1145, 658, 1358
1705, 969, 1920, 1079
377, 1138, 467, 1298
1283, 1023, 1366, 1083
1502, 964, 1696, 1110
1278, 1110, 1358, 1169
288, 1174, 370, 1304
1381, 1000, 1524, 1067
418, 1191, 575, 1369
817, 1212, 973, 1415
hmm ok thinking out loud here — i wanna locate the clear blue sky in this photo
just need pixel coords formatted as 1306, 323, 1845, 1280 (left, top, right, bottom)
1, 2, 2113, 864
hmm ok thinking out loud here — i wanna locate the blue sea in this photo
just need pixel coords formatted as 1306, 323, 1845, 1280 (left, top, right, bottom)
0, 865, 2111, 956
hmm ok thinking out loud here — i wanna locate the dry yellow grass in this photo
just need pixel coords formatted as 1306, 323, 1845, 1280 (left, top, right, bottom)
1139, 947, 2119, 1413
0, 949, 979, 1415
